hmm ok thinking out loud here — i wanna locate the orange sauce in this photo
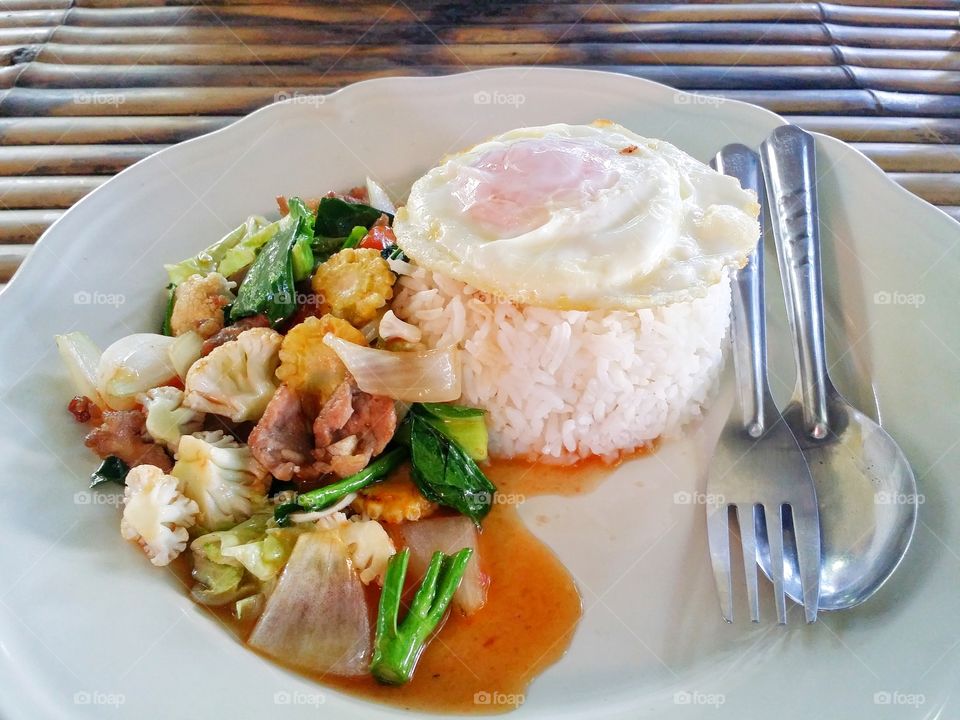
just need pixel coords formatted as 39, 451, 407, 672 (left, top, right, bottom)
173, 454, 642, 714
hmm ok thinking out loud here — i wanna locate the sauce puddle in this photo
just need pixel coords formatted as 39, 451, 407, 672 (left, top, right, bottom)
175, 455, 633, 714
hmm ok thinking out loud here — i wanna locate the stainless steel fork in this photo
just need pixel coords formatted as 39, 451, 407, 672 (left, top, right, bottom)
707, 144, 821, 624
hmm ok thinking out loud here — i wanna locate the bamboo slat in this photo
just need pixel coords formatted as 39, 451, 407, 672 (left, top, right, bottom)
890, 172, 960, 204
0, 144, 167, 175
852, 143, 960, 172
0, 244, 31, 282
0, 209, 62, 243
0, 176, 105, 209
0, 116, 234, 144
789, 116, 960, 143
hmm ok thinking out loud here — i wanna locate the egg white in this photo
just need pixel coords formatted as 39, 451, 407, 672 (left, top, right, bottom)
394, 121, 760, 311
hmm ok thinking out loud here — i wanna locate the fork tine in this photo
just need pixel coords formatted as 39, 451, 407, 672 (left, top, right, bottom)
764, 503, 788, 624
706, 500, 733, 623
792, 504, 821, 623
736, 504, 761, 622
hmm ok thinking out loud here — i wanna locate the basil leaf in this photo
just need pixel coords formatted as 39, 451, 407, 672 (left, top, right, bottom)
230, 213, 299, 324
90, 456, 130, 489
408, 416, 495, 524
314, 197, 389, 237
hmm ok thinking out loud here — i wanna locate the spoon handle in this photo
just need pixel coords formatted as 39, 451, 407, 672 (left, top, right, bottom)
713, 144, 769, 437
761, 125, 832, 439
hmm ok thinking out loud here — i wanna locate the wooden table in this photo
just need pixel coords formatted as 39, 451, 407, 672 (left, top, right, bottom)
2, 0, 959, 288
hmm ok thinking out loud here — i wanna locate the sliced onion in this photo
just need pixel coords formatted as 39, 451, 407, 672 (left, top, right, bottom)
323, 333, 461, 402
398, 516, 487, 615
97, 333, 178, 404
169, 330, 203, 380
249, 531, 371, 676
55, 332, 103, 405
365, 176, 397, 215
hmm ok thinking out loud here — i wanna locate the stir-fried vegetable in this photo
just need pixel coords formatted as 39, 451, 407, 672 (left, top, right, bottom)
370, 547, 473, 685
405, 405, 496, 524
55, 332, 103, 405
314, 197, 389, 238
90, 455, 129, 488
399, 516, 488, 615
365, 176, 397, 215
340, 225, 368, 250
230, 213, 300, 324
165, 215, 271, 286
415, 403, 488, 462
249, 531, 372, 676
276, 447, 406, 524
323, 335, 461, 402
311, 248, 395, 327
97, 333, 179, 408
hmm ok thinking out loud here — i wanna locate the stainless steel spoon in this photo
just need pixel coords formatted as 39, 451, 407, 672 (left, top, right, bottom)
760, 125, 918, 610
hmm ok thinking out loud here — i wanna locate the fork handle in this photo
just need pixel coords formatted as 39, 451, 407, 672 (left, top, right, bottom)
761, 126, 833, 440
714, 144, 768, 437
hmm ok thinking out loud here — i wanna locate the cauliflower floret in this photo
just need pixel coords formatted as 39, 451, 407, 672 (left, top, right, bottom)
183, 327, 282, 422
275, 315, 367, 402
121, 464, 199, 566
137, 386, 205, 452
351, 466, 437, 524
311, 512, 395, 586
170, 272, 236, 339
173, 431, 270, 531
339, 517, 395, 586
310, 248, 394, 327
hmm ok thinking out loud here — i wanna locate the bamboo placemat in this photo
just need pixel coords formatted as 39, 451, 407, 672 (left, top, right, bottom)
1, 0, 959, 287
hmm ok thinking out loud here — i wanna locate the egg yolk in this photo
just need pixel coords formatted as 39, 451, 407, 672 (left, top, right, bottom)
452, 136, 621, 238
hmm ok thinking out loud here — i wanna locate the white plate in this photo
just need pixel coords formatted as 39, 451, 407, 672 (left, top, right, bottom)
1, 68, 958, 720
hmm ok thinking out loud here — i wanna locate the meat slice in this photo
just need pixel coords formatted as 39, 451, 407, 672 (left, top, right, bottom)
247, 379, 397, 486
341, 391, 396, 458
200, 314, 271, 356
312, 380, 355, 448
85, 409, 173, 472
248, 385, 314, 482
68, 395, 102, 425
312, 379, 397, 479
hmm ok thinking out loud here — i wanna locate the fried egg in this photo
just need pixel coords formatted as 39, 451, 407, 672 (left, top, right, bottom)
394, 121, 760, 310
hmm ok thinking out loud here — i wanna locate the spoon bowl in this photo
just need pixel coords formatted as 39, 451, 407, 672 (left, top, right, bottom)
757, 392, 918, 609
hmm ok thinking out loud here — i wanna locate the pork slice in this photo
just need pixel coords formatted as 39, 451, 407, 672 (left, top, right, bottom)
248, 385, 313, 482
85, 410, 173, 472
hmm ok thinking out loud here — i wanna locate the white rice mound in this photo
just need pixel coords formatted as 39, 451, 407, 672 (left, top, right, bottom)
390, 261, 731, 464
